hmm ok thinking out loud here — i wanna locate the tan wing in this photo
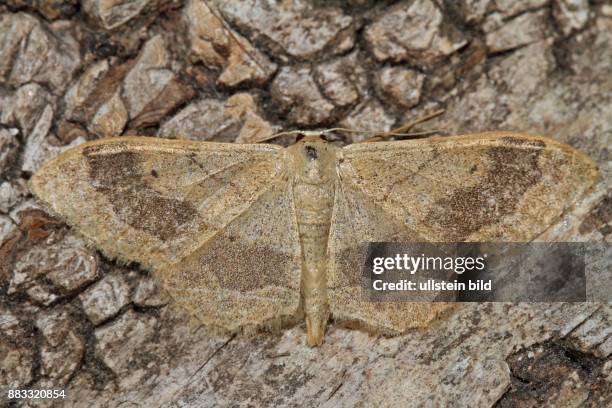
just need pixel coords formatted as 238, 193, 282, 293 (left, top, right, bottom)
328, 132, 599, 333
31, 137, 302, 329
162, 171, 302, 331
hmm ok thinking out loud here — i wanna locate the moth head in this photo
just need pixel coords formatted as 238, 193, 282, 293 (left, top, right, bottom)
296, 134, 337, 158
288, 133, 337, 181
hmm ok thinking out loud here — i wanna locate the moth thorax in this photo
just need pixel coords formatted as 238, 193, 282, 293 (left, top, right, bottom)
291, 141, 336, 252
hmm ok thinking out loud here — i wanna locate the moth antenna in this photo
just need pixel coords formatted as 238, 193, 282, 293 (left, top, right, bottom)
253, 110, 446, 144
379, 109, 445, 138
253, 130, 306, 143
320, 127, 373, 134
359, 129, 446, 143
203, 0, 267, 74
315, 110, 446, 143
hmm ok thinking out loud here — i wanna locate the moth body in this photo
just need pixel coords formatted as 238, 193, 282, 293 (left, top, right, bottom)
287, 136, 338, 346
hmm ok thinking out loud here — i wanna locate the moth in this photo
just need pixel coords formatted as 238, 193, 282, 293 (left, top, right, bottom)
30, 132, 598, 346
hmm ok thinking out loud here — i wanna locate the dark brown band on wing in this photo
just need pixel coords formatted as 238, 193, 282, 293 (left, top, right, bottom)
425, 137, 545, 240
84, 146, 198, 242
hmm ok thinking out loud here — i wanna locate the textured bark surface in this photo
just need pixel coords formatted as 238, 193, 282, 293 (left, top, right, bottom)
0, 0, 610, 407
